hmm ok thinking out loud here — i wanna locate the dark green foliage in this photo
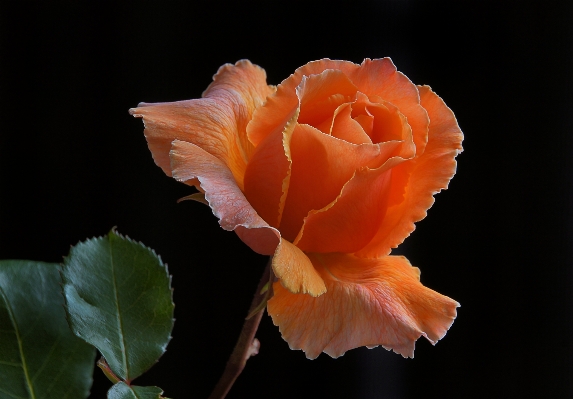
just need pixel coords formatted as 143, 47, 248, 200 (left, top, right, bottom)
61, 229, 174, 383
0, 260, 96, 399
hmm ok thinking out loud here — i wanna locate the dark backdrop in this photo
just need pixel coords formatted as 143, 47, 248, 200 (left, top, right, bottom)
1, 1, 571, 398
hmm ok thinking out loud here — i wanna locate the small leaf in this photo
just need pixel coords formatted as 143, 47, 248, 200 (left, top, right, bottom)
0, 260, 96, 399
107, 382, 165, 399
62, 229, 174, 382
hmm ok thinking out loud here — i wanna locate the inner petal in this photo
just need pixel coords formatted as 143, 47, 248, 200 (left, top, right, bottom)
330, 103, 372, 145
279, 123, 400, 241
352, 92, 409, 144
296, 69, 358, 129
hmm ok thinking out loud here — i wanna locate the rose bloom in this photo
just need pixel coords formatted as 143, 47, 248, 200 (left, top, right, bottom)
131, 58, 463, 359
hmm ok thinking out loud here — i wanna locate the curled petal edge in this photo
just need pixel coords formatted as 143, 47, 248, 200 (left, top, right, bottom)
267, 253, 459, 359
356, 86, 464, 258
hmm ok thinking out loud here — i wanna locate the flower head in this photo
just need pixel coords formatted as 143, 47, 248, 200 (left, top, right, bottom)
130, 58, 463, 358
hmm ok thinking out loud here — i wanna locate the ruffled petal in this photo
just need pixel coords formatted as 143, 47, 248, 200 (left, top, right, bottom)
279, 124, 402, 241
356, 86, 463, 257
267, 253, 459, 359
130, 60, 274, 190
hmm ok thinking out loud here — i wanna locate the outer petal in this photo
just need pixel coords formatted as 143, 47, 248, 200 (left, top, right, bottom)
356, 86, 463, 257
130, 60, 274, 190
170, 140, 325, 296
267, 253, 459, 359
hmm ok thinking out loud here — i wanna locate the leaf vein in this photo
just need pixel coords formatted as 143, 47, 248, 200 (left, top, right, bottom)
109, 235, 130, 380
0, 285, 37, 399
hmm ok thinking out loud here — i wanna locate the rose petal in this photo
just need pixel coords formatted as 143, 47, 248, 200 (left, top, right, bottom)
169, 139, 326, 297
244, 108, 298, 228
279, 124, 402, 241
247, 82, 298, 148
294, 159, 401, 253
348, 58, 430, 155
351, 91, 410, 145
272, 240, 326, 297
329, 103, 372, 144
356, 86, 463, 257
289, 59, 359, 82
267, 253, 459, 359
169, 139, 280, 255
247, 60, 357, 147
130, 60, 274, 190
295, 69, 358, 128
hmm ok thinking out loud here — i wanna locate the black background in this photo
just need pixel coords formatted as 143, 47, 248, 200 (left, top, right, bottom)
1, 1, 571, 398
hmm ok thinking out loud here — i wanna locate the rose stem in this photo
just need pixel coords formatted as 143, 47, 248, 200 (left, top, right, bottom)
207, 258, 272, 399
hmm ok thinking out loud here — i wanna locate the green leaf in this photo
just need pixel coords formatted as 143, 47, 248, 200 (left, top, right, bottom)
107, 382, 165, 399
61, 229, 174, 382
0, 260, 96, 399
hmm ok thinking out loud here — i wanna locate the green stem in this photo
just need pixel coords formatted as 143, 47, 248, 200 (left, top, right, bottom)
207, 259, 272, 399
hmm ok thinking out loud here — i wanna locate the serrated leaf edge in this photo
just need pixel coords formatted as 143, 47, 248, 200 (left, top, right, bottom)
61, 228, 176, 382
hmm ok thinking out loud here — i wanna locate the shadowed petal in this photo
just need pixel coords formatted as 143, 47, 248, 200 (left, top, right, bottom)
356, 86, 463, 257
267, 253, 459, 359
279, 124, 402, 241
130, 60, 274, 190
244, 108, 298, 228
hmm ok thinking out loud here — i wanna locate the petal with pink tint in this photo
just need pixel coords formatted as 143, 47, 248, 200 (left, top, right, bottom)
169, 139, 280, 255
279, 124, 402, 241
169, 139, 326, 297
356, 86, 463, 257
130, 60, 274, 190
267, 253, 459, 359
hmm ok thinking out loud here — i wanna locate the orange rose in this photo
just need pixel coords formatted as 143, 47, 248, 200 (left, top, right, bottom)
130, 58, 463, 358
